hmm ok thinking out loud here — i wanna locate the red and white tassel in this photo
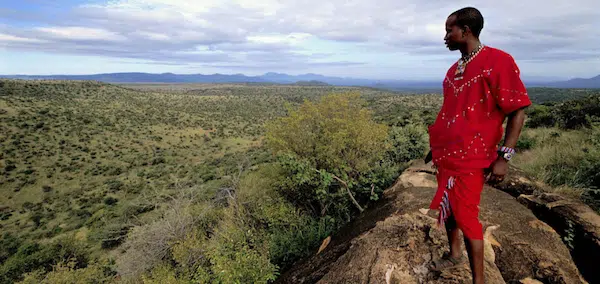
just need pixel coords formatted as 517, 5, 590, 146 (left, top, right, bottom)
438, 176, 454, 228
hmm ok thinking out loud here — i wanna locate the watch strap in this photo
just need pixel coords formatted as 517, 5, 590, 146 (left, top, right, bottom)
499, 146, 516, 154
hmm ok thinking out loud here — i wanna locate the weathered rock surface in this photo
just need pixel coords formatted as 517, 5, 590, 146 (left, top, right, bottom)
276, 161, 595, 284
517, 193, 600, 284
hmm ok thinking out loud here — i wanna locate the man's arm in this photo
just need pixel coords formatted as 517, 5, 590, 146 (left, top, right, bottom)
487, 107, 527, 183
502, 107, 527, 149
486, 51, 532, 183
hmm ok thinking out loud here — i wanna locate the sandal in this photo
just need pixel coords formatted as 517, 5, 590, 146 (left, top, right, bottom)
430, 252, 466, 271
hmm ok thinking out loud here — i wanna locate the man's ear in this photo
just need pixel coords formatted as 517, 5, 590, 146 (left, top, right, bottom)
462, 25, 471, 37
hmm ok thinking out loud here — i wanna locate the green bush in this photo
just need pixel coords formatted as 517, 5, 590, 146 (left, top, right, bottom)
115, 191, 219, 280
89, 222, 131, 249
235, 166, 336, 271
268, 216, 334, 271
386, 124, 429, 164
141, 264, 190, 284
0, 233, 21, 263
0, 236, 89, 284
207, 214, 278, 284
527, 95, 600, 130
515, 132, 537, 151
554, 96, 600, 129
265, 92, 391, 219
18, 260, 116, 284
103, 197, 118, 206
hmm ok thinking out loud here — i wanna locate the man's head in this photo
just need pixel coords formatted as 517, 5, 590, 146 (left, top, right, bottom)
444, 7, 484, 51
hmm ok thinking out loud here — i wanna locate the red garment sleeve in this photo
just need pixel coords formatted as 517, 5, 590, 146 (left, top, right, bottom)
489, 53, 532, 114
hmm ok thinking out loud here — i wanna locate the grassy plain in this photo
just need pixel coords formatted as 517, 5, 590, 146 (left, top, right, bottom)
0, 80, 441, 283
1, 79, 598, 283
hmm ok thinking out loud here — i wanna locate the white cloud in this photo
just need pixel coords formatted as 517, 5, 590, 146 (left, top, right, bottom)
247, 33, 313, 45
0, 33, 46, 43
137, 31, 170, 41
35, 27, 126, 41
1, 0, 599, 78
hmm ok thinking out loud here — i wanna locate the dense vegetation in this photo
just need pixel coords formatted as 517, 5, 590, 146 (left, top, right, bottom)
0, 80, 433, 283
0, 79, 598, 283
514, 93, 600, 210
525, 87, 599, 104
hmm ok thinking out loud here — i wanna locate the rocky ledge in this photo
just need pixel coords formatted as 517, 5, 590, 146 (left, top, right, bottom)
275, 161, 598, 284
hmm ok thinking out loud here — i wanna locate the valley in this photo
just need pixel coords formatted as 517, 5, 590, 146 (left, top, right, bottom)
0, 79, 598, 283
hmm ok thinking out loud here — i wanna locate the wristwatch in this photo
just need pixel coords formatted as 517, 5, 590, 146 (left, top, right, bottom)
498, 146, 516, 161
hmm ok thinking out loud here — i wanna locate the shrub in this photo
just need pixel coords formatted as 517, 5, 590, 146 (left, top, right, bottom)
42, 185, 53, 193
554, 95, 600, 129
265, 92, 390, 218
235, 166, 335, 271
170, 231, 211, 281
116, 190, 217, 280
526, 104, 556, 128
89, 222, 131, 249
206, 208, 278, 284
0, 233, 21, 263
386, 124, 429, 164
140, 265, 190, 284
268, 216, 334, 271
0, 236, 88, 284
103, 197, 118, 206
527, 95, 600, 130
515, 132, 537, 151
18, 260, 116, 284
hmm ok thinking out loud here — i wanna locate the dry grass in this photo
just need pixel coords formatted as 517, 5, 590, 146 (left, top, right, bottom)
513, 126, 598, 200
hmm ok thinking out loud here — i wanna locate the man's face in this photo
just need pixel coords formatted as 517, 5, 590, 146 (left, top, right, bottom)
444, 15, 465, 51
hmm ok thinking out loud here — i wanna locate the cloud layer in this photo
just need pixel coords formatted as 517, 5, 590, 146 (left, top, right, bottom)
1, 0, 599, 77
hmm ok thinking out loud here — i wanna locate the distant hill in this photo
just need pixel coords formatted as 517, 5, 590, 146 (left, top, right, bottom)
547, 75, 600, 88
294, 80, 330, 86
0, 72, 267, 83
2, 72, 599, 89
0, 72, 441, 90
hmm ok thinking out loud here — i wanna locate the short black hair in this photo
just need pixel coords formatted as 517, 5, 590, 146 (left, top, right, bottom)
450, 7, 484, 38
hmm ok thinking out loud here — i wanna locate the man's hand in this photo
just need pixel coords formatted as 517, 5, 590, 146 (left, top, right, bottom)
486, 157, 508, 183
487, 107, 527, 184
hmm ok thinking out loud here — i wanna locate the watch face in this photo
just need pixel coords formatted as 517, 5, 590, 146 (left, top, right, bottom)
504, 153, 513, 160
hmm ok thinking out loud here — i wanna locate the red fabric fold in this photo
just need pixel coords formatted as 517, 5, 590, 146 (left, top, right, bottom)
429, 167, 485, 240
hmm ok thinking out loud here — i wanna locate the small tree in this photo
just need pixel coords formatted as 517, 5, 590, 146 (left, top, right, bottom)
265, 92, 390, 219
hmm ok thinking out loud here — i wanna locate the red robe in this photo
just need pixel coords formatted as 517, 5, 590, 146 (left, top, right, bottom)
428, 46, 532, 240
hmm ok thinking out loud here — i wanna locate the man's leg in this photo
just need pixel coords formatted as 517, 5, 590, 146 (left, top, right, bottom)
431, 214, 466, 271
445, 214, 462, 259
449, 170, 485, 284
464, 237, 484, 284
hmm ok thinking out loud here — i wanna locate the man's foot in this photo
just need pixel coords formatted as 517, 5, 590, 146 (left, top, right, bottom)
430, 252, 466, 271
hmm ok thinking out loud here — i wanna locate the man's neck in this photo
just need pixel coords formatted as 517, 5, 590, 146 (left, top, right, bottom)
460, 39, 482, 57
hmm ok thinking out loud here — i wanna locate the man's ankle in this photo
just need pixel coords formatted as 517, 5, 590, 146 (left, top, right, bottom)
450, 252, 462, 259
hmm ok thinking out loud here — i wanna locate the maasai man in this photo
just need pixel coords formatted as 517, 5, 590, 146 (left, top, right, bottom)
426, 7, 531, 284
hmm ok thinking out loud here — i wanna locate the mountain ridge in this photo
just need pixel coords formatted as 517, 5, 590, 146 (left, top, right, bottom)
546, 74, 600, 88
2, 72, 599, 89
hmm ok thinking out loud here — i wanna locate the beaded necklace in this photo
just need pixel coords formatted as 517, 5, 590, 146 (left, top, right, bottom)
454, 44, 484, 80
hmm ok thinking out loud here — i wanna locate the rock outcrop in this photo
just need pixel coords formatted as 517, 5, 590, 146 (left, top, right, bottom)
276, 161, 596, 284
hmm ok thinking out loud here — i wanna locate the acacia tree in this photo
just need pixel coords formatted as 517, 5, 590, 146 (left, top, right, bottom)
265, 92, 390, 220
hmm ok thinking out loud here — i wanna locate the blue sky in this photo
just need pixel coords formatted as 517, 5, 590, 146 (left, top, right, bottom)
1, 0, 599, 81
